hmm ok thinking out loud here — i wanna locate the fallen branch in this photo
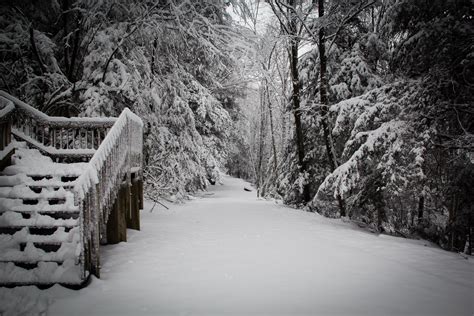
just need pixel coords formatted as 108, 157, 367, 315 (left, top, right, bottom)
145, 195, 170, 211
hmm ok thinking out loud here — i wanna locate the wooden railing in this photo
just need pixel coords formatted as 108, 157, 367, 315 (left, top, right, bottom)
74, 108, 143, 277
0, 91, 116, 159
0, 90, 143, 280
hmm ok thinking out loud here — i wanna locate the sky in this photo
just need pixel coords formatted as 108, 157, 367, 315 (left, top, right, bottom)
227, 0, 275, 35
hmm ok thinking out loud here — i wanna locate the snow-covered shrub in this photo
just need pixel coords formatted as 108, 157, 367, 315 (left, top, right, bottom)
313, 81, 428, 230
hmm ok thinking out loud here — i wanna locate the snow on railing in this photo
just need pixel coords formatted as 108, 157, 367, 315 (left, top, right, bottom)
0, 91, 117, 158
0, 96, 15, 118
72, 108, 143, 277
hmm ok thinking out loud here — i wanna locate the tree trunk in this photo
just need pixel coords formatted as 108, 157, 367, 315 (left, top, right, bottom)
417, 195, 424, 220
62, 0, 70, 76
289, 0, 310, 202
318, 0, 346, 216
265, 82, 278, 173
256, 87, 266, 197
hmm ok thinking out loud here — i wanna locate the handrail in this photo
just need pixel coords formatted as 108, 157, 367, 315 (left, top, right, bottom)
72, 108, 143, 277
0, 91, 117, 158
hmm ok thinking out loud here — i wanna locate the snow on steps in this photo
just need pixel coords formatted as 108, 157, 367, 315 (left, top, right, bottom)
0, 148, 85, 286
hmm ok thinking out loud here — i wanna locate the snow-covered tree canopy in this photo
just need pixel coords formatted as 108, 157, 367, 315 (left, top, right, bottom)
0, 0, 254, 201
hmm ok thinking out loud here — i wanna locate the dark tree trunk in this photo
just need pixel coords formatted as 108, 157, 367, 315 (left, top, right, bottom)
62, 0, 70, 75
265, 82, 278, 173
256, 87, 266, 197
417, 195, 424, 220
318, 0, 346, 216
289, 0, 310, 203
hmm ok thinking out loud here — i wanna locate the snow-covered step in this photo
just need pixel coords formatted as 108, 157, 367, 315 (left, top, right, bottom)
28, 184, 75, 194
19, 242, 62, 253
0, 185, 72, 200
0, 197, 79, 216
1, 147, 87, 177
0, 174, 29, 187
0, 260, 83, 285
0, 226, 75, 236
0, 210, 79, 221
0, 227, 78, 244
21, 198, 67, 206
28, 175, 79, 183
0, 175, 77, 192
2, 167, 83, 178
0, 211, 78, 228
0, 241, 79, 262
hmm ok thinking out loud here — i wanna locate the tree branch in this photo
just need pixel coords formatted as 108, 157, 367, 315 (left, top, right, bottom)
29, 27, 46, 74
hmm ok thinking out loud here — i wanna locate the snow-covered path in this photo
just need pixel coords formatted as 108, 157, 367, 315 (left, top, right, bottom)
2, 176, 474, 315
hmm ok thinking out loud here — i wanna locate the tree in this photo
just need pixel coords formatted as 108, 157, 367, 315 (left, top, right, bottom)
266, 0, 311, 202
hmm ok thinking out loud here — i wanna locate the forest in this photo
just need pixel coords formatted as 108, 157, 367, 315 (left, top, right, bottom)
0, 0, 472, 255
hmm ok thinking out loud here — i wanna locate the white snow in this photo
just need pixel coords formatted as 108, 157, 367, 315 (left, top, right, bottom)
0, 241, 78, 262
1, 175, 473, 315
2, 147, 88, 177
0, 227, 79, 244
0, 211, 78, 227
0, 259, 82, 285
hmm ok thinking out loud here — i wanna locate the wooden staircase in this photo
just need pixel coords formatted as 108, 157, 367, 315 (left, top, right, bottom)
0, 91, 143, 287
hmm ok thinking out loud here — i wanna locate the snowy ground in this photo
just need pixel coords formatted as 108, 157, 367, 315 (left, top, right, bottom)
1, 175, 473, 315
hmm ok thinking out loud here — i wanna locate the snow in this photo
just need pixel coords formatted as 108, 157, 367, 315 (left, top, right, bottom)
1, 175, 473, 315
0, 185, 71, 200
0, 260, 82, 285
1, 241, 78, 262
0, 211, 78, 227
2, 147, 88, 177
0, 227, 79, 244
0, 173, 29, 187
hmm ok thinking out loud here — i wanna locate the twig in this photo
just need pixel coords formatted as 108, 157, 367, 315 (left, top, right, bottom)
149, 201, 157, 213
146, 195, 170, 211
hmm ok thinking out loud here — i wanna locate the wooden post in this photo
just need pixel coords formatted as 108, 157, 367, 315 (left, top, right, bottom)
0, 117, 14, 171
127, 172, 141, 230
106, 182, 128, 244
138, 174, 144, 210
0, 119, 11, 150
